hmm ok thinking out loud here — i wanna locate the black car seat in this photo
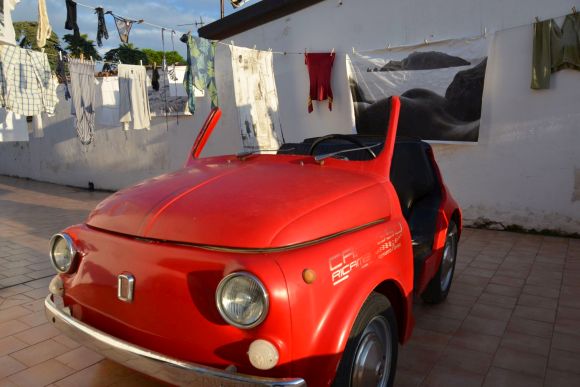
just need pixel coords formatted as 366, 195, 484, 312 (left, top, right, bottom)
390, 139, 441, 285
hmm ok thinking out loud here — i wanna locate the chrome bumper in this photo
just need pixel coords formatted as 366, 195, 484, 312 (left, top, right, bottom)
45, 295, 306, 386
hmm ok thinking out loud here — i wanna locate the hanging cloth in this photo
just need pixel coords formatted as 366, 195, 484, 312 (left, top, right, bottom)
36, 0, 52, 48
95, 7, 109, 47
64, 0, 80, 38
118, 64, 151, 130
0, 0, 21, 45
182, 34, 218, 114
0, 110, 29, 142
69, 59, 96, 145
55, 51, 71, 100
0, 45, 58, 116
108, 12, 138, 44
230, 45, 283, 151
305, 53, 335, 113
231, 0, 246, 8
531, 13, 580, 89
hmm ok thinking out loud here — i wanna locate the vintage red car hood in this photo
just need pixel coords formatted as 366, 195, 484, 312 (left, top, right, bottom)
86, 156, 391, 248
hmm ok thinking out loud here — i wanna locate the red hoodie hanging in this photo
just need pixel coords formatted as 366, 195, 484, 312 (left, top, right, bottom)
305, 52, 335, 113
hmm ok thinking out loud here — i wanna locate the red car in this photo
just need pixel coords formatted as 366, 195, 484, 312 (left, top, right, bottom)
45, 97, 461, 387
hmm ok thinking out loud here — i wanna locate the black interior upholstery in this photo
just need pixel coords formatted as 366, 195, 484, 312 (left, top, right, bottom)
390, 139, 441, 285
279, 136, 441, 286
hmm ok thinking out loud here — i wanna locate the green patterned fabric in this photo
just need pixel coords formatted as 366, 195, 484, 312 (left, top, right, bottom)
532, 14, 580, 90
183, 35, 218, 114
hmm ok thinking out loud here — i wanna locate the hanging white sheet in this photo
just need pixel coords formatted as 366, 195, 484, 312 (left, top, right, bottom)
230, 46, 283, 151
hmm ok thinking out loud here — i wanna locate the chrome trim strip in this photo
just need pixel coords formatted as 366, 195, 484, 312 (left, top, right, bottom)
45, 295, 306, 386
117, 274, 135, 303
88, 218, 387, 254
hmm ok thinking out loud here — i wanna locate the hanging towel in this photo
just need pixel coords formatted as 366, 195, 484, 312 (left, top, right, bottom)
0, 110, 29, 142
531, 14, 580, 89
109, 13, 136, 44
65, 0, 80, 38
69, 59, 96, 145
0, 0, 21, 45
182, 34, 218, 114
230, 45, 283, 151
305, 53, 335, 113
118, 64, 151, 130
0, 45, 58, 116
95, 76, 120, 127
36, 0, 52, 48
95, 7, 109, 47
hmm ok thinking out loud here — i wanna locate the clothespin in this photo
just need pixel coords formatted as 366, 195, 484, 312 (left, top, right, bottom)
58, 51, 62, 61
535, 16, 540, 23
140, 59, 143, 66
231, 40, 235, 46
80, 53, 84, 62
352, 47, 355, 54
154, 62, 157, 69
331, 48, 335, 55
90, 56, 93, 63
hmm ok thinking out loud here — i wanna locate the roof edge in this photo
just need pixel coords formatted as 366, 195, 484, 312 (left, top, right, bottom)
198, 0, 326, 41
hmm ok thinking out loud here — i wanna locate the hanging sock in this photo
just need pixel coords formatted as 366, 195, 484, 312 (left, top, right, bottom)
108, 12, 138, 44
152, 66, 160, 91
36, 0, 52, 48
65, 0, 80, 38
95, 7, 109, 47
181, 33, 218, 114
56, 50, 71, 100
305, 53, 335, 113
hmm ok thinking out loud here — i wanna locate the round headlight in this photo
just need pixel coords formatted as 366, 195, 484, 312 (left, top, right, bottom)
49, 233, 76, 273
216, 272, 269, 329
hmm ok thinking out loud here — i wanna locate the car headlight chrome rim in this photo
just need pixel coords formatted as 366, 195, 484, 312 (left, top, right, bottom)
49, 233, 77, 273
216, 272, 269, 329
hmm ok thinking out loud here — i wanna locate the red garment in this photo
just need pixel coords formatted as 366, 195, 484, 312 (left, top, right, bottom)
305, 53, 335, 113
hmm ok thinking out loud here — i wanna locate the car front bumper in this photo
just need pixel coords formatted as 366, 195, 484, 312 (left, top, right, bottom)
44, 294, 306, 386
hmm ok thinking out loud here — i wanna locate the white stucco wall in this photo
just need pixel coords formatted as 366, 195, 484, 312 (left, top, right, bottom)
1, 0, 579, 234
218, 0, 580, 234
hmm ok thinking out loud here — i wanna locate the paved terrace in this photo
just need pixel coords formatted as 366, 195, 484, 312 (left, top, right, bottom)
0, 175, 579, 386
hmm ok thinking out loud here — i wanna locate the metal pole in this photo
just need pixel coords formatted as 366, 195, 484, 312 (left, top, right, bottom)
221, 0, 225, 18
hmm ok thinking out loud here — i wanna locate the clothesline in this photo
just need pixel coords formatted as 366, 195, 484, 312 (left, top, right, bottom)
68, 1, 576, 57
73, 1, 187, 37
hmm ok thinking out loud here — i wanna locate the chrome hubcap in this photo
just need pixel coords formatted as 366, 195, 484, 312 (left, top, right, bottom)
351, 316, 392, 387
440, 231, 456, 291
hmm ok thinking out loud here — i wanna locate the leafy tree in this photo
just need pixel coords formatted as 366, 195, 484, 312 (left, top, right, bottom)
13, 21, 61, 70
141, 49, 185, 66
102, 43, 148, 70
63, 34, 102, 61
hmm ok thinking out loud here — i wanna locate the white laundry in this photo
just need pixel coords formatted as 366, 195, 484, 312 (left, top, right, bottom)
95, 76, 120, 127
230, 46, 283, 151
0, 0, 21, 45
0, 109, 29, 142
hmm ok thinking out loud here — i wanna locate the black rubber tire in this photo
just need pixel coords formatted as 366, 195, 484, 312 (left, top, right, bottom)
421, 221, 458, 304
332, 292, 398, 387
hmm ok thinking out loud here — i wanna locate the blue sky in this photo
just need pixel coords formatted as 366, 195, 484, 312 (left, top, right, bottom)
12, 0, 252, 56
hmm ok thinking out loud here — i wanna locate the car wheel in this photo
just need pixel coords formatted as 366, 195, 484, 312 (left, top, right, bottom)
333, 292, 398, 387
421, 221, 458, 304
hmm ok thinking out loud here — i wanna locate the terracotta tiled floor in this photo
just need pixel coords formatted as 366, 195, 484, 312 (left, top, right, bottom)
1, 175, 579, 386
